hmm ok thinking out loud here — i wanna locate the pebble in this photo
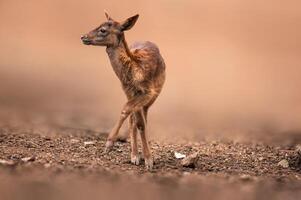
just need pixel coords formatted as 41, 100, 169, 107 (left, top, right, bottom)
183, 172, 191, 176
258, 157, 264, 161
70, 139, 80, 144
174, 152, 186, 159
84, 141, 96, 146
278, 159, 289, 168
21, 156, 36, 162
43, 136, 51, 141
296, 145, 301, 154
44, 163, 51, 168
0, 159, 15, 166
240, 174, 252, 182
181, 152, 199, 168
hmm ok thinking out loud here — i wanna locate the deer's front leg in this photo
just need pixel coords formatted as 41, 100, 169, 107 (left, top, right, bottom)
105, 106, 132, 152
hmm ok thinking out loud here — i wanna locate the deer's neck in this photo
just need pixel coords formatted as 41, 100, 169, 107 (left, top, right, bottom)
106, 36, 136, 80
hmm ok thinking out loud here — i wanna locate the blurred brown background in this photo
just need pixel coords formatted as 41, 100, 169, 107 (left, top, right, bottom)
0, 0, 300, 141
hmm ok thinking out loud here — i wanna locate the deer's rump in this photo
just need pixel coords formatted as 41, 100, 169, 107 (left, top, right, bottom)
121, 41, 166, 99
131, 41, 166, 81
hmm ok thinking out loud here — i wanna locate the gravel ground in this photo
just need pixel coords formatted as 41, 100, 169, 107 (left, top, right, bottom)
0, 124, 301, 200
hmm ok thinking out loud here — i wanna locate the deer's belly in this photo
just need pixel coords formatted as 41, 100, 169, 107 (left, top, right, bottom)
122, 83, 145, 97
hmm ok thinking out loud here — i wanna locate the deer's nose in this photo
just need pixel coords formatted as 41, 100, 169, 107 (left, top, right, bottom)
81, 35, 92, 45
81, 35, 88, 40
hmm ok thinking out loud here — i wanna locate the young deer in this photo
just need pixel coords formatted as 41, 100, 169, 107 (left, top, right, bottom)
81, 12, 166, 169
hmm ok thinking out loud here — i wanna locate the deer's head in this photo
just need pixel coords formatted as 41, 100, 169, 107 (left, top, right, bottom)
81, 12, 139, 47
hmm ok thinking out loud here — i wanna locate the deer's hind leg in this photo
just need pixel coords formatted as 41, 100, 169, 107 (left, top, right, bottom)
135, 110, 153, 169
105, 93, 153, 152
129, 114, 139, 165
142, 95, 158, 124
115, 96, 157, 144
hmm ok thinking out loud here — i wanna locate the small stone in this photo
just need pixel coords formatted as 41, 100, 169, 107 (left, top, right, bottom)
0, 159, 15, 166
183, 172, 191, 176
70, 139, 80, 144
181, 152, 199, 168
296, 145, 301, 155
84, 141, 96, 146
278, 159, 289, 168
44, 163, 51, 168
258, 157, 264, 161
240, 174, 252, 182
44, 136, 51, 141
21, 156, 36, 162
174, 152, 186, 159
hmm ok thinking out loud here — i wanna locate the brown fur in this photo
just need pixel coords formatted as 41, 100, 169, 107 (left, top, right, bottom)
81, 13, 165, 169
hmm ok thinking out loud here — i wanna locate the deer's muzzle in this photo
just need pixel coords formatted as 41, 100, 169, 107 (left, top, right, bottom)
81, 35, 92, 45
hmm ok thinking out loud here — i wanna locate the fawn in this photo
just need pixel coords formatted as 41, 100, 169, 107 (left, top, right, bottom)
81, 12, 166, 169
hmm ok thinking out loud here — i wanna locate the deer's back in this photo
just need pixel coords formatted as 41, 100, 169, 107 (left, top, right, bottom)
120, 41, 166, 98
131, 41, 165, 81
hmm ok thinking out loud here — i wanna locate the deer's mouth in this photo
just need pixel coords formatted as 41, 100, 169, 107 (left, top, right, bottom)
82, 39, 92, 45
81, 35, 93, 45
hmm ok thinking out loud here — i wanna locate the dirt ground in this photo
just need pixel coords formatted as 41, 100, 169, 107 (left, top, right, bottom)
0, 124, 301, 200
1, 1, 301, 199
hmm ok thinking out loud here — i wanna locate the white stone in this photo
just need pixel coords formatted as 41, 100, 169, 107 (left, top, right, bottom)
174, 152, 186, 159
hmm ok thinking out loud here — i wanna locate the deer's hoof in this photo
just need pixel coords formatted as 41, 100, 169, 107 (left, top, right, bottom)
131, 154, 140, 165
104, 140, 114, 153
144, 157, 154, 170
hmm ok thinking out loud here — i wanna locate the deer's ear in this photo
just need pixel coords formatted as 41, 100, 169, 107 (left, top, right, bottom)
120, 14, 139, 31
104, 10, 113, 21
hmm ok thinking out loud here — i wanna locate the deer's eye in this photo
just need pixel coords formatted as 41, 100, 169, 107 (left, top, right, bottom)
97, 27, 107, 37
